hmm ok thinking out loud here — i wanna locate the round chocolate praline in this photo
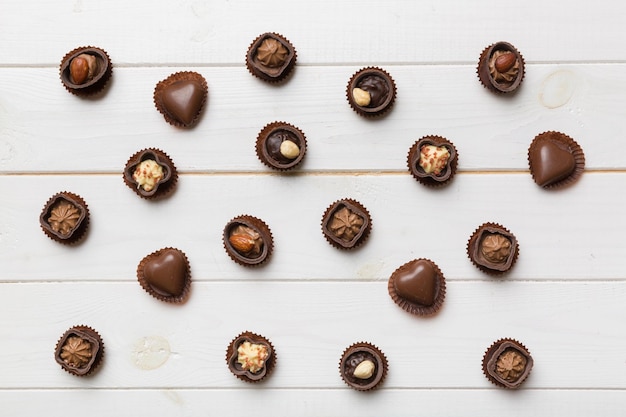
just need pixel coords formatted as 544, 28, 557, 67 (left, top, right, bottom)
528, 131, 585, 189
256, 122, 307, 170
339, 342, 388, 391
59, 46, 112, 96
246, 32, 297, 83
407, 135, 458, 187
153, 71, 208, 128
223, 215, 273, 266
321, 199, 371, 250
123, 148, 177, 199
226, 331, 276, 383
467, 222, 519, 275
54, 325, 104, 376
388, 258, 446, 316
477, 41, 525, 94
40, 191, 89, 245
346, 67, 396, 117
482, 338, 533, 389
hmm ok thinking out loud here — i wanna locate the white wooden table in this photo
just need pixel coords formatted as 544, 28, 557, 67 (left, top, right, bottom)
2, 0, 626, 415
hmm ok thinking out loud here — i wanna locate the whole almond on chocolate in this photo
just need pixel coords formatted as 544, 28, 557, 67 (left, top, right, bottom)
495, 52, 516, 73
229, 234, 256, 254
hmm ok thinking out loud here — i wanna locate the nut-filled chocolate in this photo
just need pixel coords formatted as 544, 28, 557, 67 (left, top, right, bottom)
256, 122, 307, 170
137, 247, 191, 303
123, 148, 178, 199
223, 215, 273, 266
388, 258, 446, 316
347, 67, 396, 117
246, 32, 297, 83
40, 191, 89, 244
153, 71, 208, 128
321, 199, 371, 250
467, 222, 519, 274
226, 331, 275, 383
55, 326, 104, 376
407, 135, 458, 187
483, 338, 533, 389
477, 42, 525, 94
528, 131, 585, 189
339, 342, 388, 391
60, 46, 112, 96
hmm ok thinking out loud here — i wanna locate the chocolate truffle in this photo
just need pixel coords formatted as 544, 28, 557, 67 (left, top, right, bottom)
467, 223, 519, 275
59, 46, 112, 96
223, 215, 273, 266
321, 199, 371, 250
256, 122, 307, 170
477, 42, 525, 94
55, 326, 104, 376
137, 247, 191, 303
123, 148, 178, 199
483, 338, 533, 389
226, 331, 276, 383
153, 71, 208, 128
246, 32, 297, 83
528, 131, 585, 189
347, 67, 396, 117
339, 342, 388, 391
40, 192, 89, 245
388, 258, 446, 316
407, 135, 458, 187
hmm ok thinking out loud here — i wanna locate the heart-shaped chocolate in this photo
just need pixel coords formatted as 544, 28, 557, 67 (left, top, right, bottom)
388, 258, 446, 316
139, 248, 190, 302
529, 139, 575, 187
154, 71, 208, 128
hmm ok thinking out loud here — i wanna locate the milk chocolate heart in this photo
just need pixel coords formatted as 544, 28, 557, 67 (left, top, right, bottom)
154, 72, 207, 128
388, 258, 446, 316
528, 131, 584, 188
138, 247, 190, 302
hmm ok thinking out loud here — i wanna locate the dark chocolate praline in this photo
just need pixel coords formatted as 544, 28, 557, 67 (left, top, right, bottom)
467, 222, 519, 275
59, 46, 112, 96
255, 122, 307, 170
346, 67, 396, 117
40, 191, 89, 245
246, 32, 297, 83
477, 41, 525, 94
482, 338, 533, 389
339, 342, 388, 391
223, 215, 273, 266
55, 326, 104, 376
321, 199, 371, 250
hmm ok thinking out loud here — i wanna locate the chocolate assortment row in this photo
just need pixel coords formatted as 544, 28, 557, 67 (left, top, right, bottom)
46, 33, 576, 391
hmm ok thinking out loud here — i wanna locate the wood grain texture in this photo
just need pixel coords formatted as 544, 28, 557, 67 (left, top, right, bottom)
1, 0, 625, 415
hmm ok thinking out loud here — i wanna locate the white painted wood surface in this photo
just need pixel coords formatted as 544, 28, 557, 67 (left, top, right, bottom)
1, 0, 625, 415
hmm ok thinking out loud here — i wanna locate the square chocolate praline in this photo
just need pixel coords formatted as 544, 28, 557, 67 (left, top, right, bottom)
39, 192, 88, 243
321, 199, 371, 250
55, 326, 104, 376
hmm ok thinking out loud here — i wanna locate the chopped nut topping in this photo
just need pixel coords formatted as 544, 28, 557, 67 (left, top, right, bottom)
419, 145, 450, 175
329, 207, 364, 242
237, 341, 269, 373
133, 159, 164, 192
256, 38, 288, 68
48, 200, 81, 236
489, 50, 519, 84
496, 348, 527, 382
60, 336, 93, 367
481, 234, 512, 264
230, 225, 263, 257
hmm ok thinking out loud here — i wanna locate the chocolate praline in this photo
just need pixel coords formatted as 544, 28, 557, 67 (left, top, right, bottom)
123, 148, 177, 199
407, 135, 458, 187
339, 342, 388, 391
467, 223, 519, 275
255, 122, 307, 170
223, 215, 273, 266
477, 41, 525, 94
321, 199, 371, 250
40, 191, 89, 245
226, 331, 276, 383
482, 338, 533, 389
59, 46, 112, 96
55, 326, 104, 376
388, 258, 446, 316
246, 32, 297, 83
153, 71, 208, 128
528, 131, 585, 189
347, 67, 396, 117
137, 247, 191, 303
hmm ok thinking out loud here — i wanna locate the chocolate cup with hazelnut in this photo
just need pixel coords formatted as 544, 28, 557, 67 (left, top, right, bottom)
388, 258, 446, 316
226, 331, 276, 383
346, 67, 397, 117
339, 342, 388, 391
407, 135, 458, 187
246, 32, 297, 83
153, 71, 208, 128
60, 46, 112, 96
528, 131, 585, 189
123, 148, 178, 200
477, 41, 525, 94
55, 325, 104, 376
321, 199, 372, 250
137, 247, 191, 304
223, 215, 273, 267
482, 338, 533, 389
40, 191, 89, 245
256, 122, 307, 171
467, 222, 519, 275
